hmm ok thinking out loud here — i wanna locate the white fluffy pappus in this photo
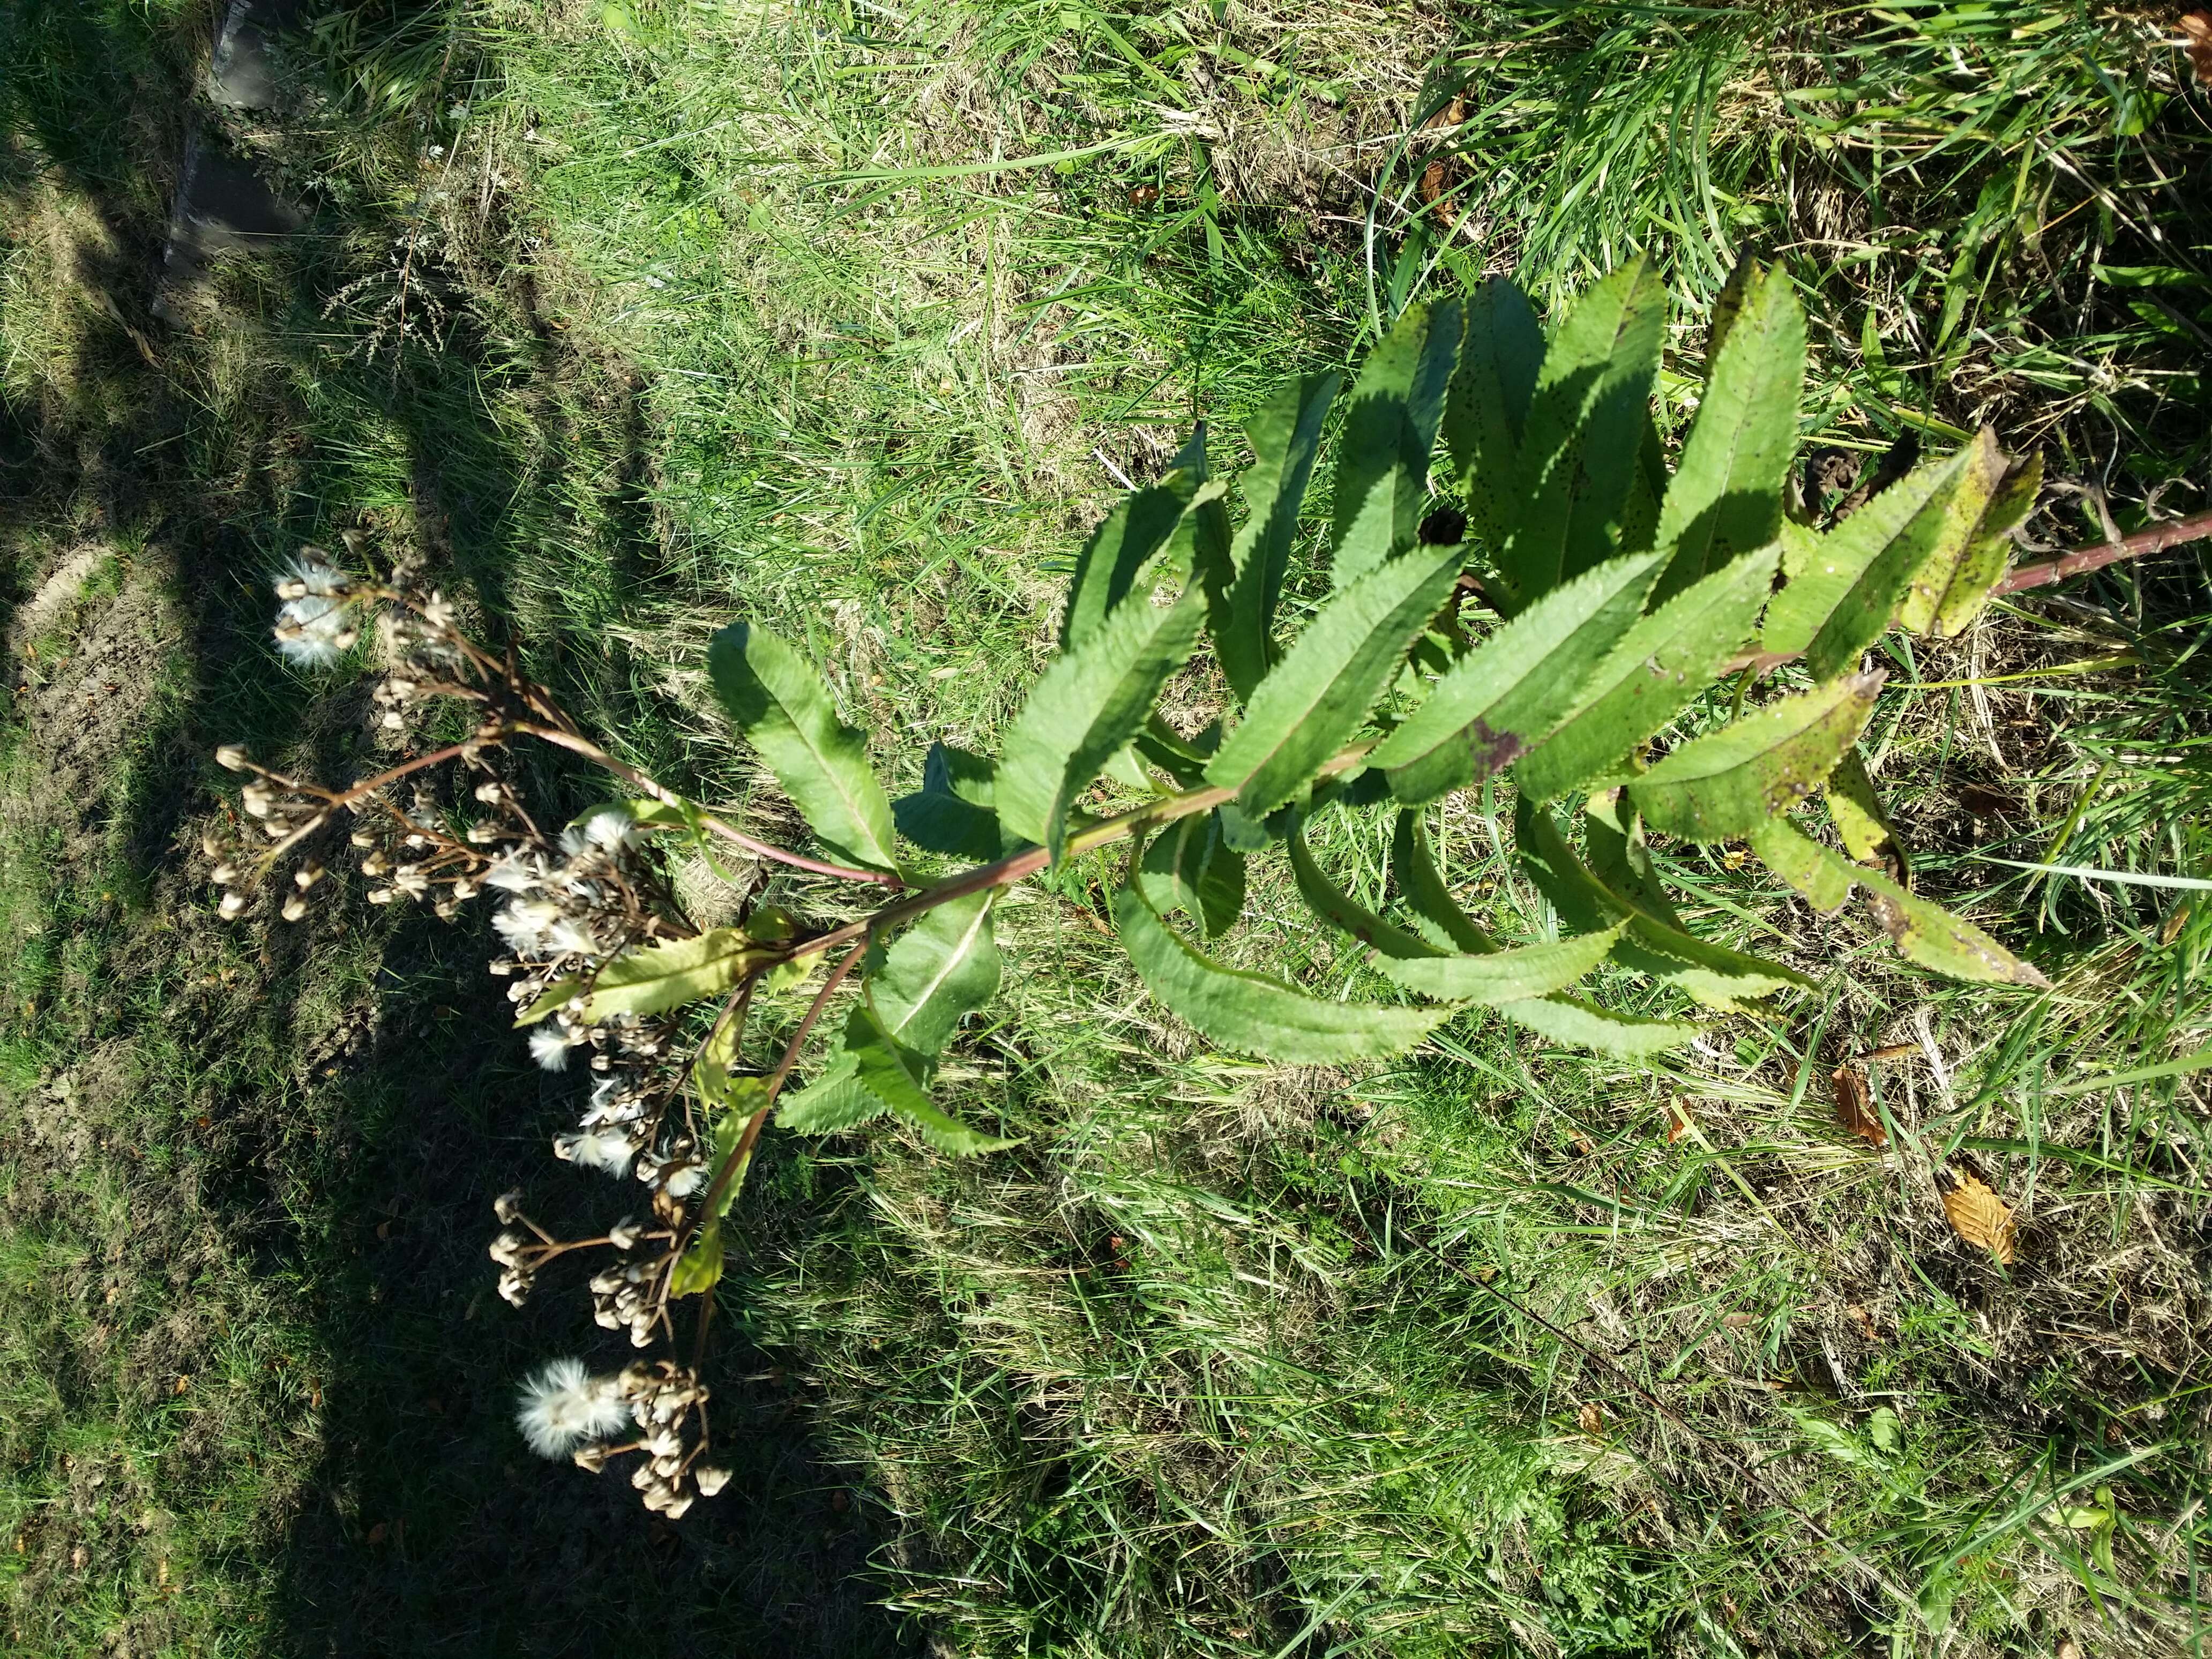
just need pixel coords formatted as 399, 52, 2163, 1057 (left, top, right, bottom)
271, 554, 357, 668
528, 1025, 579, 1071
514, 1358, 630, 1459
555, 1127, 638, 1177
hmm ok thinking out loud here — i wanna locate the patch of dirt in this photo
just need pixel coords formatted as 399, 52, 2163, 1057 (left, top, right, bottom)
7, 547, 182, 875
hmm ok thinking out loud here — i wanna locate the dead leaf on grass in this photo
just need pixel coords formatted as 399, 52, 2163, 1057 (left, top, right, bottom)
1664, 1098, 1693, 1144
1941, 1170, 2017, 1264
1576, 1401, 1606, 1438
2161, 903, 2190, 945
1845, 1303, 1880, 1342
1417, 95, 1468, 227
2183, 13, 2212, 86
1834, 1064, 1886, 1146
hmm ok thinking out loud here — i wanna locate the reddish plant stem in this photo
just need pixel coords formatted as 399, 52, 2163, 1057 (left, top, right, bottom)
1990, 507, 2212, 596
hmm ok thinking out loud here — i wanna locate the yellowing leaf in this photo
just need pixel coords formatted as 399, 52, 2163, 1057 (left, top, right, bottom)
1940, 1170, 2016, 1264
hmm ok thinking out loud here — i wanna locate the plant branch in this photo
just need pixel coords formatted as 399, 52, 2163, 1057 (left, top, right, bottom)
1990, 507, 2212, 596
781, 742, 1374, 967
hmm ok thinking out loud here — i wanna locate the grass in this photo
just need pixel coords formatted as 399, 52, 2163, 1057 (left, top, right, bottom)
2, 0, 2209, 1654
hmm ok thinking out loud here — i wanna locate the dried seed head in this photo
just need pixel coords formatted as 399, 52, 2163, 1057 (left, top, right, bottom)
693, 1466, 731, 1498
211, 862, 238, 885
294, 862, 325, 890
218, 891, 247, 920
492, 1189, 525, 1224
215, 744, 251, 772
280, 894, 308, 922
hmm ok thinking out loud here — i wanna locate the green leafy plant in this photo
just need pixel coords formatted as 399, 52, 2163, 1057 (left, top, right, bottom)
212, 257, 2211, 1511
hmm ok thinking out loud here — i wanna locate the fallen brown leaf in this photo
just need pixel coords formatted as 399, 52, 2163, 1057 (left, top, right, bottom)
1941, 1170, 2017, 1265
1664, 1099, 1693, 1144
1576, 1401, 1606, 1438
2183, 12, 2212, 86
1834, 1064, 1886, 1146
1416, 95, 1468, 227
1721, 1312, 1756, 1331
1845, 1303, 1880, 1342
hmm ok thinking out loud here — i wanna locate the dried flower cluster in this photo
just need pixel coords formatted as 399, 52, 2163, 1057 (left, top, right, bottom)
514, 1356, 731, 1518
207, 545, 792, 1513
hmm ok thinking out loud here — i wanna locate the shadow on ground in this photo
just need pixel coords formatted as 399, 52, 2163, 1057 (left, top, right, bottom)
0, 4, 913, 1653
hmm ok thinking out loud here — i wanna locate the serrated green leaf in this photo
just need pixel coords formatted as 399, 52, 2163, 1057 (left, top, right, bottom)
1513, 540, 1780, 803
894, 741, 1003, 858
1617, 412, 1667, 558
1115, 878, 1453, 1063
843, 1005, 1018, 1154
1443, 276, 1543, 555
1749, 818, 2047, 987
1289, 824, 1617, 1002
708, 622, 901, 875
1331, 298, 1463, 591
1858, 862, 2049, 988
1287, 822, 1443, 961
997, 580, 1208, 857
776, 1064, 887, 1134
1205, 540, 1464, 816
1499, 259, 1668, 607
579, 929, 768, 1021
1747, 816, 1854, 913
1497, 995, 1699, 1057
1061, 452, 1204, 652
671, 1073, 772, 1295
892, 789, 1002, 860
868, 888, 1001, 1057
1371, 550, 1661, 804
1899, 441, 2040, 638
1519, 800, 1809, 1008
1218, 373, 1339, 701
670, 1222, 723, 1296
1139, 809, 1247, 938
1762, 439, 1987, 676
513, 975, 582, 1027
1381, 932, 1618, 1004
1582, 791, 1686, 930
1823, 749, 1907, 877
1390, 809, 1498, 954
1629, 671, 1883, 842
1650, 262, 1804, 604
